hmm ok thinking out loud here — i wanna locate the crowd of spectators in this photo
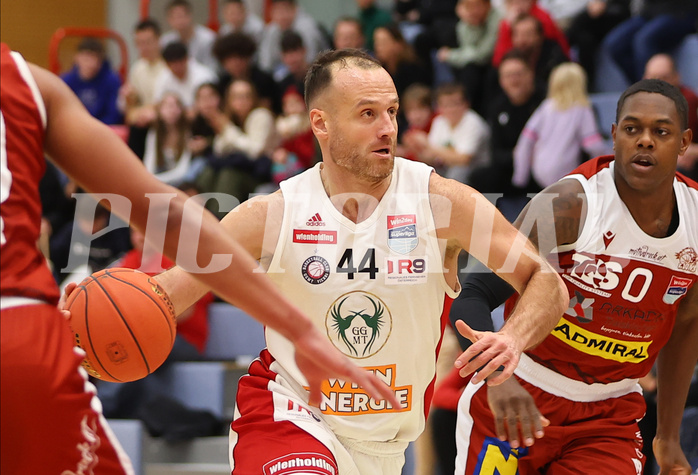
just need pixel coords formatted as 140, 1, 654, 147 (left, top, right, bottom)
41, 0, 697, 465
51, 0, 697, 229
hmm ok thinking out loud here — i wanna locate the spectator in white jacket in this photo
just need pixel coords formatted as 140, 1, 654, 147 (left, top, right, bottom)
160, 0, 218, 71
195, 78, 279, 210
257, 0, 329, 75
152, 42, 217, 115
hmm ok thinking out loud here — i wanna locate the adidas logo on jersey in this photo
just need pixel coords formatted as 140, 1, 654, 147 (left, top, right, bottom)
306, 213, 325, 226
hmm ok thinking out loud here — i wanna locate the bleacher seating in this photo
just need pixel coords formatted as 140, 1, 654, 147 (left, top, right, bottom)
593, 47, 630, 93
203, 303, 266, 362
590, 91, 621, 144
594, 33, 698, 94
675, 34, 698, 93
159, 361, 228, 419
108, 419, 147, 475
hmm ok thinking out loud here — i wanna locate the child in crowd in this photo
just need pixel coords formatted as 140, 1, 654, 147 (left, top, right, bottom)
270, 87, 315, 186
512, 62, 608, 191
405, 83, 491, 188
61, 37, 123, 125
398, 83, 436, 162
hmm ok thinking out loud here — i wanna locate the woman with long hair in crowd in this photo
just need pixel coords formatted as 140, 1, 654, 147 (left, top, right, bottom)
181, 82, 222, 183
196, 78, 278, 209
142, 91, 192, 186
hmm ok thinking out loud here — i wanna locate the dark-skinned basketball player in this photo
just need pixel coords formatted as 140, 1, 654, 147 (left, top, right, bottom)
453, 79, 697, 475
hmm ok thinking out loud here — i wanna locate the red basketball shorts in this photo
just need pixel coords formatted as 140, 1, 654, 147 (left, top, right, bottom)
1, 301, 133, 475
229, 350, 408, 475
229, 350, 339, 475
455, 358, 647, 475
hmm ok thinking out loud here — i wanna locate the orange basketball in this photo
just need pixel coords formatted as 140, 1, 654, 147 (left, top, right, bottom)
65, 268, 177, 383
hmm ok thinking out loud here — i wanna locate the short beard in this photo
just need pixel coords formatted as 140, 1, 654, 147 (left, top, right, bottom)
328, 133, 394, 184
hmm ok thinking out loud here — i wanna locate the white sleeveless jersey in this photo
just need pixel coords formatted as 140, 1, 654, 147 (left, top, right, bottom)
265, 158, 460, 442
523, 156, 698, 384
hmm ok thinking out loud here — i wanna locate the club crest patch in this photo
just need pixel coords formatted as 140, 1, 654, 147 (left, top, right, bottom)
301, 255, 331, 285
676, 247, 697, 272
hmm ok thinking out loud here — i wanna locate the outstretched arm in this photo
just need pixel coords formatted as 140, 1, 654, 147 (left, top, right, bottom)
430, 173, 572, 385
440, 177, 584, 447
455, 177, 585, 383
36, 62, 399, 408
448, 263, 511, 351
654, 286, 698, 475
37, 62, 303, 345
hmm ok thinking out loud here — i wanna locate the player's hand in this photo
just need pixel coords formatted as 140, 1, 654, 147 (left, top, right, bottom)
654, 437, 692, 475
58, 282, 78, 321
454, 320, 523, 385
487, 375, 549, 448
293, 325, 401, 409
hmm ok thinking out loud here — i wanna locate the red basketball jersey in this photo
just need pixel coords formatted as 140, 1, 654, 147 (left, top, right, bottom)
511, 156, 698, 384
0, 44, 59, 304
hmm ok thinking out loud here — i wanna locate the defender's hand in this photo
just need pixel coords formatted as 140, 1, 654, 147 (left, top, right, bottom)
454, 320, 523, 385
654, 437, 692, 475
487, 375, 549, 448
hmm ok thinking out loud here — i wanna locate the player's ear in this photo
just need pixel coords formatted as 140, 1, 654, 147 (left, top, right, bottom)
611, 123, 617, 150
680, 127, 692, 155
309, 108, 327, 138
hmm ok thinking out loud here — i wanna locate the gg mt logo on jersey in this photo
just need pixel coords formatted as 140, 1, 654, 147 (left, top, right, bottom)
326, 291, 391, 359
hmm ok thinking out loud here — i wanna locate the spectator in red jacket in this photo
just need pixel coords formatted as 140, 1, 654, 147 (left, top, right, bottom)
491, 0, 569, 67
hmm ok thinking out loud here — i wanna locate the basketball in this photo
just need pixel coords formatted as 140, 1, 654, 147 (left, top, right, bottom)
65, 268, 177, 383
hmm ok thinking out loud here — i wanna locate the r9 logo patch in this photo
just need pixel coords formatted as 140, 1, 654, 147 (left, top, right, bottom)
386, 258, 425, 274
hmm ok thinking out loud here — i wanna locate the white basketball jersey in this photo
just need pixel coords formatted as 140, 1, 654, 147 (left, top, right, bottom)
265, 158, 460, 442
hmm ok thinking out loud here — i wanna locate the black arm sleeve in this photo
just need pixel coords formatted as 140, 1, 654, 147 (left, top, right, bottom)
450, 262, 517, 351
